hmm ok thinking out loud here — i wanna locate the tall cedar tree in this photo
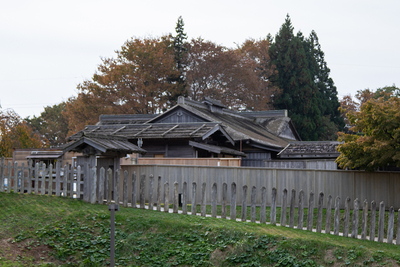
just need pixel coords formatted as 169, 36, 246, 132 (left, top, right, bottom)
270, 15, 344, 140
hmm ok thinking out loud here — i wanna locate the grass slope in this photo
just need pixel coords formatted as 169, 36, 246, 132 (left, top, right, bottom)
0, 192, 399, 266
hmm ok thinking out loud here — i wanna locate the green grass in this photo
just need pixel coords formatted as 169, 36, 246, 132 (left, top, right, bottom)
0, 192, 399, 266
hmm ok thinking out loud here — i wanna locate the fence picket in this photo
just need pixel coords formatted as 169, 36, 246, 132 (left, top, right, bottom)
297, 190, 304, 230
211, 183, 217, 218
27, 160, 32, 194
289, 189, 296, 228
251, 186, 256, 223
98, 167, 105, 204
307, 191, 314, 231
230, 183, 236, 221
351, 199, 359, 239
90, 167, 97, 204
334, 197, 340, 235
361, 200, 368, 240
281, 189, 287, 226
149, 175, 154, 210
260, 187, 267, 224
20, 162, 25, 194
397, 209, 400, 245
191, 182, 197, 216
0, 157, 4, 192
7, 161, 12, 193
123, 171, 128, 207
140, 174, 145, 209
13, 162, 18, 193
378, 201, 385, 242
41, 163, 46, 196
387, 206, 394, 244
132, 172, 137, 208
173, 182, 179, 213
370, 201, 376, 241
221, 183, 227, 219
107, 168, 112, 203
325, 195, 332, 234
182, 182, 187, 215
55, 162, 61, 196
343, 197, 351, 237
201, 182, 206, 217
271, 187, 277, 225
164, 182, 169, 213
316, 192, 324, 233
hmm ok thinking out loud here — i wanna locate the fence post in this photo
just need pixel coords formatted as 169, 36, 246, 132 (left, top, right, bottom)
325, 195, 332, 234
156, 175, 161, 211
98, 167, 105, 204
201, 182, 206, 217
107, 168, 112, 204
361, 200, 368, 240
27, 159, 33, 194
182, 182, 187, 215
191, 182, 197, 216
387, 206, 394, 244
241, 185, 248, 222
307, 191, 314, 231
122, 171, 128, 207
34, 163, 39, 195
211, 183, 217, 218
289, 189, 296, 228
221, 183, 227, 219
13, 162, 18, 193
230, 182, 236, 221
83, 163, 89, 202
251, 186, 256, 223
351, 198, 359, 238
148, 175, 154, 210
260, 187, 267, 224
0, 157, 4, 192
132, 172, 137, 209
334, 197, 340, 235
114, 169, 120, 205
164, 182, 169, 213
55, 161, 61, 196
316, 192, 324, 233
297, 190, 304, 230
281, 189, 287, 226
63, 164, 69, 198
90, 167, 97, 204
173, 182, 179, 213
396, 209, 400, 245
343, 197, 351, 237
378, 201, 385, 242
370, 201, 376, 241
48, 163, 54, 196
7, 161, 12, 193
140, 174, 145, 209
271, 187, 277, 225
41, 163, 47, 196
20, 162, 25, 194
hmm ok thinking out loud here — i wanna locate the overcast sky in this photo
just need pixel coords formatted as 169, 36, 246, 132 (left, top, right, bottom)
1, 0, 399, 118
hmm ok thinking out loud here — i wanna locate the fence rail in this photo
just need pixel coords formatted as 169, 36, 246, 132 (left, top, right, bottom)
1, 159, 399, 245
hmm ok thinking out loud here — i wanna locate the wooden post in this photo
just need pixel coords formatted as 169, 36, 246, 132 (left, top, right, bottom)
370, 201, 376, 241
351, 198, 359, 239
361, 200, 368, 240
41, 163, 47, 196
182, 182, 187, 215
13, 162, 18, 193
139, 174, 145, 209
251, 186, 256, 223
271, 187, 277, 225
164, 182, 169, 213
281, 189, 287, 227
0, 157, 4, 192
63, 164, 69, 198
289, 189, 296, 228
316, 192, 324, 233
90, 167, 97, 204
221, 183, 227, 219
7, 161, 12, 193
201, 182, 206, 217
307, 191, 314, 231
211, 183, 217, 218
241, 185, 248, 222
334, 196, 340, 236
387, 206, 394, 244
20, 162, 25, 194
48, 163, 54, 196
27, 160, 33, 194
260, 187, 267, 224
378, 201, 385, 242
132, 172, 137, 209
173, 182, 179, 213
55, 161, 61, 196
123, 171, 128, 207
343, 197, 351, 237
148, 175, 154, 210
325, 195, 332, 234
297, 190, 304, 230
191, 182, 197, 215
114, 169, 120, 205
396, 209, 400, 245
156, 175, 161, 211
107, 168, 112, 204
34, 163, 39, 195
98, 167, 105, 204
230, 182, 236, 221
83, 163, 89, 202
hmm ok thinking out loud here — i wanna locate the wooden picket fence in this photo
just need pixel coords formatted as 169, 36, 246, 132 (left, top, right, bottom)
0, 158, 399, 245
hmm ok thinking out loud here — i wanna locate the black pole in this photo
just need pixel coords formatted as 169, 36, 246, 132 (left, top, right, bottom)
109, 204, 119, 267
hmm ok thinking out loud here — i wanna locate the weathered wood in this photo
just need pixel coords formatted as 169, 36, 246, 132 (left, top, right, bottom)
334, 196, 340, 235
211, 183, 217, 218
48, 163, 53, 196
343, 197, 351, 237
182, 181, 187, 215
173, 182, 179, 213
55, 161, 61, 196
361, 200, 368, 240
0, 157, 4, 192
157, 175, 162, 211
251, 186, 256, 223
241, 185, 248, 222
20, 162, 25, 194
7, 161, 12, 193
114, 169, 120, 205
13, 162, 18, 193
201, 182, 206, 217
271, 187, 277, 225
41, 164, 47, 196
307, 191, 314, 231
33, 163, 39, 195
370, 201, 376, 241
289, 189, 296, 228
90, 167, 97, 204
260, 187, 267, 224
378, 201, 385, 242
230, 182, 237, 221
27, 160, 33, 195
83, 163, 89, 202
191, 182, 197, 215
63, 164, 69, 198
316, 192, 324, 233
140, 174, 146, 209
98, 167, 105, 204
325, 195, 332, 234
221, 183, 227, 219
132, 172, 137, 208
397, 209, 400, 245
123, 170, 128, 207
107, 168, 112, 204
351, 198, 359, 238
148, 175, 154, 210
387, 206, 394, 244
164, 182, 169, 213
281, 189, 287, 226
297, 190, 304, 230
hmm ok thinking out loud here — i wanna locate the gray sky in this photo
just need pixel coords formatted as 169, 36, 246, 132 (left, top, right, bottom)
1, 0, 399, 118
